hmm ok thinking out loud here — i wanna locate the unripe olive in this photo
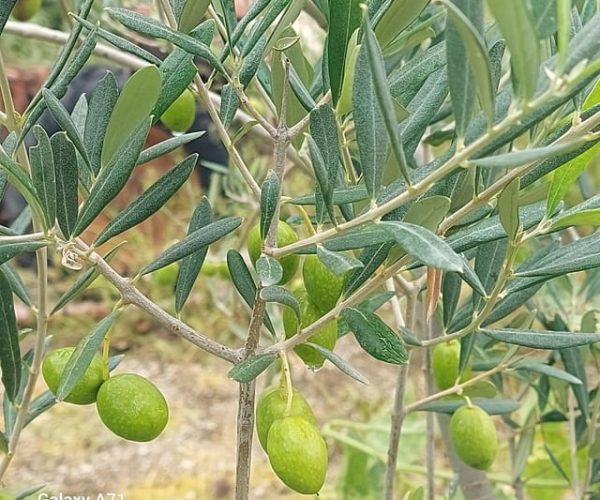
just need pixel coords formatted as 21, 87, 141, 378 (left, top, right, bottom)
12, 0, 42, 21
247, 221, 299, 284
432, 340, 471, 390
302, 254, 344, 313
42, 347, 105, 405
255, 385, 316, 450
282, 288, 337, 369
160, 89, 196, 133
267, 416, 328, 494
450, 405, 498, 470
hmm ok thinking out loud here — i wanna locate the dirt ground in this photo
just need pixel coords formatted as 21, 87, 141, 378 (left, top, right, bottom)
8, 327, 402, 499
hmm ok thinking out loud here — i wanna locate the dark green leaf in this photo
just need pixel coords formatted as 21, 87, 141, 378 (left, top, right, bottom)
220, 84, 241, 129
137, 132, 205, 166
443, 0, 494, 125
29, 127, 56, 229
175, 197, 214, 312
0, 269, 20, 403
362, 15, 411, 184
559, 346, 589, 419
74, 119, 152, 237
0, 242, 46, 267
353, 45, 388, 199
56, 312, 118, 401
1, 263, 32, 307
42, 88, 92, 171
260, 285, 300, 320
380, 221, 464, 272
515, 361, 582, 384
328, 0, 361, 104
108, 8, 224, 73
317, 246, 363, 274
342, 308, 408, 364
153, 48, 197, 121
289, 185, 369, 206
51, 133, 79, 238
473, 139, 590, 169
95, 154, 196, 246
84, 71, 118, 176
260, 171, 279, 240
445, 0, 484, 138
228, 354, 276, 383
240, 0, 291, 57
142, 217, 241, 275
0, 1, 18, 36
442, 271, 462, 327
482, 328, 600, 349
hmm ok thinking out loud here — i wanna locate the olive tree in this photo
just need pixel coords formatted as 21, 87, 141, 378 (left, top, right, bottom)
2, 0, 600, 498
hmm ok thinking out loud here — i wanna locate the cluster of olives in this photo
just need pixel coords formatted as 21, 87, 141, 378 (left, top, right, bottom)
256, 385, 327, 495
432, 340, 498, 470
42, 348, 169, 442
248, 220, 343, 369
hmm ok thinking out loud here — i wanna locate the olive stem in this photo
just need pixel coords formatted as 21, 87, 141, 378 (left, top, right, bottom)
568, 391, 582, 499
0, 49, 49, 483
423, 302, 436, 500
384, 281, 419, 500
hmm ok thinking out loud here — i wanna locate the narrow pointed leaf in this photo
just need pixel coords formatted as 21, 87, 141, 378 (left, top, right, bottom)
362, 15, 410, 184
317, 246, 363, 275
142, 217, 241, 275
101, 66, 161, 167
474, 138, 590, 169
328, 0, 361, 104
42, 89, 91, 170
74, 118, 152, 237
0, 242, 46, 266
260, 285, 301, 320
488, 0, 539, 101
550, 208, 600, 230
29, 127, 56, 229
443, 0, 494, 125
374, 0, 429, 48
137, 132, 205, 166
228, 353, 277, 383
481, 328, 600, 349
175, 197, 213, 313
260, 171, 279, 240
178, 0, 212, 33
342, 308, 408, 364
56, 312, 118, 401
445, 0, 484, 138
84, 71, 118, 176
305, 342, 369, 384
108, 8, 224, 73
0, 269, 21, 403
380, 221, 464, 272
1, 263, 32, 307
95, 154, 197, 246
153, 48, 197, 121
353, 45, 388, 200
498, 178, 520, 241
515, 361, 582, 384
52, 133, 79, 238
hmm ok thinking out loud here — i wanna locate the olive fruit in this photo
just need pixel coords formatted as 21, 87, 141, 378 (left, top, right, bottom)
432, 340, 471, 390
302, 254, 344, 313
96, 374, 169, 442
255, 385, 316, 450
11, 0, 42, 21
42, 347, 104, 405
267, 416, 328, 495
160, 89, 196, 133
450, 405, 498, 470
247, 221, 299, 285
283, 288, 337, 369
